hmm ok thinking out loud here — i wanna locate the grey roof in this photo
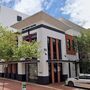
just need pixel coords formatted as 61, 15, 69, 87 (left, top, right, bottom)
59, 18, 85, 31
11, 11, 71, 31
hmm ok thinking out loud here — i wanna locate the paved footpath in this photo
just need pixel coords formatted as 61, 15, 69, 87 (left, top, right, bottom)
0, 78, 85, 90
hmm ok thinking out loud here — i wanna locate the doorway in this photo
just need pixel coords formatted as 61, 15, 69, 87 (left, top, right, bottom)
25, 63, 38, 83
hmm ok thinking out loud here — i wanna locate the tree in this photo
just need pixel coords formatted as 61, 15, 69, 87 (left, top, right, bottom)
77, 29, 90, 74
77, 29, 90, 60
0, 25, 40, 62
0, 25, 40, 90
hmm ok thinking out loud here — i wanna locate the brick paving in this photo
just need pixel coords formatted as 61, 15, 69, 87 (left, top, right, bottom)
0, 78, 85, 90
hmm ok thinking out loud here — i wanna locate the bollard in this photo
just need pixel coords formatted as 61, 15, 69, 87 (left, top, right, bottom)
22, 82, 26, 90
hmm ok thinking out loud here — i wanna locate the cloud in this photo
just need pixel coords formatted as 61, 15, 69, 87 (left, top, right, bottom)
1, 0, 57, 17
43, 0, 54, 10
14, 0, 43, 16
61, 0, 90, 28
14, 0, 55, 16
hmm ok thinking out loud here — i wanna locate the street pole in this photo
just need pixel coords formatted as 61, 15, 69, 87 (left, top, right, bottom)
2, 64, 5, 90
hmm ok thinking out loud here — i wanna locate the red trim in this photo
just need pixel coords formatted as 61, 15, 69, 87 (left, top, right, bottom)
56, 39, 60, 83
50, 37, 55, 83
65, 34, 76, 55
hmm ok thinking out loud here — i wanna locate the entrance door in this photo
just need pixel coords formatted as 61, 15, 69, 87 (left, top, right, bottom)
48, 37, 62, 83
26, 63, 38, 83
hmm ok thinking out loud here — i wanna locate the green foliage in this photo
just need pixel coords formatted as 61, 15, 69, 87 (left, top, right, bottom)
0, 26, 17, 61
77, 30, 90, 74
0, 25, 40, 61
77, 30, 90, 54
80, 61, 90, 74
15, 41, 40, 60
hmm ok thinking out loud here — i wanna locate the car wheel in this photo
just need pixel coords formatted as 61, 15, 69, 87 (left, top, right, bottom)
68, 81, 74, 87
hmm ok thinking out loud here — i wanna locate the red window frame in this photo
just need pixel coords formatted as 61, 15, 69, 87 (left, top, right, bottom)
65, 34, 76, 55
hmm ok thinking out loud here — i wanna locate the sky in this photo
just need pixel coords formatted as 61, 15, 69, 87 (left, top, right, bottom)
1, 0, 90, 28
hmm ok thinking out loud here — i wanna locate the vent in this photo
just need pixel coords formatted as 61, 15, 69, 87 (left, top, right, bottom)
17, 16, 22, 21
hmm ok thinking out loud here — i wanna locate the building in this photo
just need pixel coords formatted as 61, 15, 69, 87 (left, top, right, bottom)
0, 6, 28, 27
0, 11, 84, 84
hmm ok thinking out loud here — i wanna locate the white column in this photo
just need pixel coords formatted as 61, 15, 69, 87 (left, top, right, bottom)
0, 65, 4, 73
37, 29, 49, 76
62, 62, 69, 77
18, 63, 25, 75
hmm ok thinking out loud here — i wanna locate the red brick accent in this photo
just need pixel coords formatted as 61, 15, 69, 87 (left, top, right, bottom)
50, 37, 54, 83
65, 34, 76, 55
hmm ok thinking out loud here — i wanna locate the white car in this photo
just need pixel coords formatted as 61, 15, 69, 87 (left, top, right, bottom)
65, 74, 90, 89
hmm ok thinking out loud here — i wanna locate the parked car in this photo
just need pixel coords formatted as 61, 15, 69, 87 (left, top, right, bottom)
65, 74, 90, 89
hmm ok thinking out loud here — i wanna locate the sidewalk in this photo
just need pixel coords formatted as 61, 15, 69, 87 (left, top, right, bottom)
0, 78, 60, 90
0, 78, 84, 90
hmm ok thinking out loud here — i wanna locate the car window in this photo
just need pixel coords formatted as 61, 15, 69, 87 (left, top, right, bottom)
79, 76, 90, 79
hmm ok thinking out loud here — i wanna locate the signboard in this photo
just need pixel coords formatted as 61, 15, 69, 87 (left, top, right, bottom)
22, 82, 26, 90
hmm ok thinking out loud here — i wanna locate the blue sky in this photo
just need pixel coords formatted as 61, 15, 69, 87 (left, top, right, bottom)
43, 0, 69, 19
1, 0, 90, 28
2, 0, 68, 18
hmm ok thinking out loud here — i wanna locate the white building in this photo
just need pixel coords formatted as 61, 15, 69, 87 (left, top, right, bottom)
0, 6, 28, 27
0, 10, 84, 84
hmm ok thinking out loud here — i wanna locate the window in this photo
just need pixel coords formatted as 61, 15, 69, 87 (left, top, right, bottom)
52, 38, 56, 59
31, 33, 37, 41
58, 40, 62, 59
47, 37, 51, 59
28, 63, 38, 80
67, 39, 71, 50
47, 37, 62, 60
65, 34, 76, 55
23, 33, 37, 42
72, 40, 75, 50
17, 16, 22, 21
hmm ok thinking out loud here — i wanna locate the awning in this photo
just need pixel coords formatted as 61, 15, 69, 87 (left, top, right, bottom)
46, 59, 79, 63
0, 59, 39, 64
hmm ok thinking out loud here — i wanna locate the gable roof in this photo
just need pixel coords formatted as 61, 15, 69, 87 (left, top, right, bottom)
59, 18, 85, 31
11, 11, 71, 32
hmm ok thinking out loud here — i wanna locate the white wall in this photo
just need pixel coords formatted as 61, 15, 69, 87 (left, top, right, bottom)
65, 29, 81, 36
66, 53, 79, 61
0, 6, 28, 27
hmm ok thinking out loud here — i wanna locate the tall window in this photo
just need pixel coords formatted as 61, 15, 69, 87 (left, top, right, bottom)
67, 39, 71, 50
65, 34, 76, 55
72, 40, 75, 50
58, 40, 62, 59
52, 38, 56, 59
47, 37, 51, 59
47, 37, 62, 60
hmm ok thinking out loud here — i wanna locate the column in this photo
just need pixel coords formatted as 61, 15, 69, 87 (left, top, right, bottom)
0, 64, 4, 77
18, 63, 26, 81
37, 31, 49, 84
56, 39, 60, 83
50, 37, 54, 83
